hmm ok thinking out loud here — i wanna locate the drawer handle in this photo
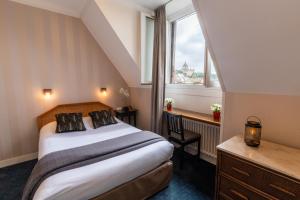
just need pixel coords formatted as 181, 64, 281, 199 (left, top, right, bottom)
269, 184, 296, 197
219, 192, 234, 200
231, 167, 250, 177
230, 189, 249, 200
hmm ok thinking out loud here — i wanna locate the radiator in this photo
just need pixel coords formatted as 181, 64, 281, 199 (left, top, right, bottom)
182, 118, 220, 164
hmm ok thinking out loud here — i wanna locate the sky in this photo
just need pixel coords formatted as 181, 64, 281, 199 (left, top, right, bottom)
175, 13, 205, 73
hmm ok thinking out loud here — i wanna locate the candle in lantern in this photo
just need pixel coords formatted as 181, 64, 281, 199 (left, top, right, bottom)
244, 116, 262, 147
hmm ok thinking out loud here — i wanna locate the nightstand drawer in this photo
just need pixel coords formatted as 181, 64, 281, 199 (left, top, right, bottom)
218, 194, 232, 200
220, 152, 263, 185
260, 171, 300, 200
220, 152, 300, 200
219, 175, 268, 200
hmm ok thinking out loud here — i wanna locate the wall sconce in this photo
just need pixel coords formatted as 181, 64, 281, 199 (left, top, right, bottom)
244, 116, 262, 147
43, 89, 52, 98
100, 88, 107, 96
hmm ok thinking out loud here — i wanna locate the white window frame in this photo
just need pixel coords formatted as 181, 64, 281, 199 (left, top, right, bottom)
207, 51, 220, 88
168, 11, 220, 88
140, 12, 154, 85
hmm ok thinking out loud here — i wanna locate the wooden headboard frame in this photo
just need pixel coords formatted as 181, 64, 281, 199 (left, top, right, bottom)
37, 102, 112, 130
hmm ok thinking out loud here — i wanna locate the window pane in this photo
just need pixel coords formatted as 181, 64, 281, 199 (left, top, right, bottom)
142, 17, 154, 83
173, 13, 205, 84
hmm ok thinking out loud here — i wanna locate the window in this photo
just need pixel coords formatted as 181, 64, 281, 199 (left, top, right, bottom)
170, 13, 220, 87
171, 14, 205, 84
140, 12, 220, 87
141, 14, 154, 84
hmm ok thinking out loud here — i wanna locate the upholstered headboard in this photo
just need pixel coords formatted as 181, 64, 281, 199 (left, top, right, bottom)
37, 102, 112, 130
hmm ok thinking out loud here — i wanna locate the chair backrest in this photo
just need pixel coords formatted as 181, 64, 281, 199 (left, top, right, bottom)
166, 112, 185, 140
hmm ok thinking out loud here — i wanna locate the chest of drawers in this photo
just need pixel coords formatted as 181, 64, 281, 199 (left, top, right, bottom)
215, 136, 300, 200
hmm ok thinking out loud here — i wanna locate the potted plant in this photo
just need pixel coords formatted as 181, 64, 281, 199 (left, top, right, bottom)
165, 98, 175, 112
211, 103, 221, 121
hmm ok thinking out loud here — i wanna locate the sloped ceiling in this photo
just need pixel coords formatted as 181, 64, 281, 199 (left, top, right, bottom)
126, 0, 169, 10
81, 0, 140, 87
193, 0, 300, 96
10, 0, 89, 17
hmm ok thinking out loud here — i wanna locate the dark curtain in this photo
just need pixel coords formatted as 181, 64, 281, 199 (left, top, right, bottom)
151, 5, 166, 134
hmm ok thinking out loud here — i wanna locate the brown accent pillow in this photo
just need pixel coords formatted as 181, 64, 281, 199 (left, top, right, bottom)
89, 110, 117, 129
55, 113, 86, 133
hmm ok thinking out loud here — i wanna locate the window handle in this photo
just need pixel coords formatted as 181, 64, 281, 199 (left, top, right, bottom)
231, 167, 250, 177
269, 184, 296, 197
230, 189, 249, 200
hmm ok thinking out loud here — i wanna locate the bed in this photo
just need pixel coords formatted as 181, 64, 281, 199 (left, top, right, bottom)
29, 102, 173, 200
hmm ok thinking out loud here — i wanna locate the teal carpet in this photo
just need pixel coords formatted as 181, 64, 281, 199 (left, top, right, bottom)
0, 150, 215, 200
150, 175, 211, 200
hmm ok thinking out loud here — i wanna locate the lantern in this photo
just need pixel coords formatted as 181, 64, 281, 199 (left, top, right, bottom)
244, 116, 262, 147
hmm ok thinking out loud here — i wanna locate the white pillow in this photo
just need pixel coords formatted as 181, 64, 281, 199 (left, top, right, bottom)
82, 116, 94, 130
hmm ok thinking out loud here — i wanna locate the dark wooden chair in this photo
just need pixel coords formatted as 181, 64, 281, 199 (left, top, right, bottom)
166, 112, 201, 158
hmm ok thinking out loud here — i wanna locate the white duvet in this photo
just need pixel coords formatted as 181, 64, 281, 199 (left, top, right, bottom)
34, 118, 174, 200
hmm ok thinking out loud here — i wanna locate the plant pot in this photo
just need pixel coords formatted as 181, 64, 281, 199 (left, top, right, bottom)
213, 111, 221, 121
167, 103, 172, 112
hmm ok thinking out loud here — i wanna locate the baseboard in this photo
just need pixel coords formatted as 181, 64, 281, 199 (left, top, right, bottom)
0, 152, 38, 168
185, 146, 217, 165
199, 153, 217, 165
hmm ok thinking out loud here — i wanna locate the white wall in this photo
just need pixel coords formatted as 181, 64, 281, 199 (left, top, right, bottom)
193, 0, 300, 96
81, 0, 140, 87
96, 0, 150, 67
129, 85, 223, 130
193, 0, 300, 148
81, 0, 153, 87
165, 85, 222, 114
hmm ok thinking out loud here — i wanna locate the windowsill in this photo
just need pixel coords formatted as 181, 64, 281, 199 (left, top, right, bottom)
164, 107, 221, 127
137, 83, 222, 91
141, 83, 152, 86
166, 83, 221, 90
138, 83, 152, 89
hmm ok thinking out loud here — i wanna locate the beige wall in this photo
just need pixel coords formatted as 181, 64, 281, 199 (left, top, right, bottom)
0, 1, 129, 161
130, 87, 152, 130
222, 92, 300, 148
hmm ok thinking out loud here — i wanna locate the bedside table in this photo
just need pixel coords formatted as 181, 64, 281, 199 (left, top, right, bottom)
114, 109, 137, 127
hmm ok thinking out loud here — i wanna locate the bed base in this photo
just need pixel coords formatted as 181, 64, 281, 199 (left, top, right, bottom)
92, 161, 173, 200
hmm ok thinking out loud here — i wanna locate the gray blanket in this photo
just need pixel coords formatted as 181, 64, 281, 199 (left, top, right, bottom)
22, 131, 165, 200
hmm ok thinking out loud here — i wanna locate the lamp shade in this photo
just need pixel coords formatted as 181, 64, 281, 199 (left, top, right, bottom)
43, 89, 52, 96
100, 88, 107, 96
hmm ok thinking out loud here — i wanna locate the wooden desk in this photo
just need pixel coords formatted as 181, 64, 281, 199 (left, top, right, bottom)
165, 108, 220, 127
